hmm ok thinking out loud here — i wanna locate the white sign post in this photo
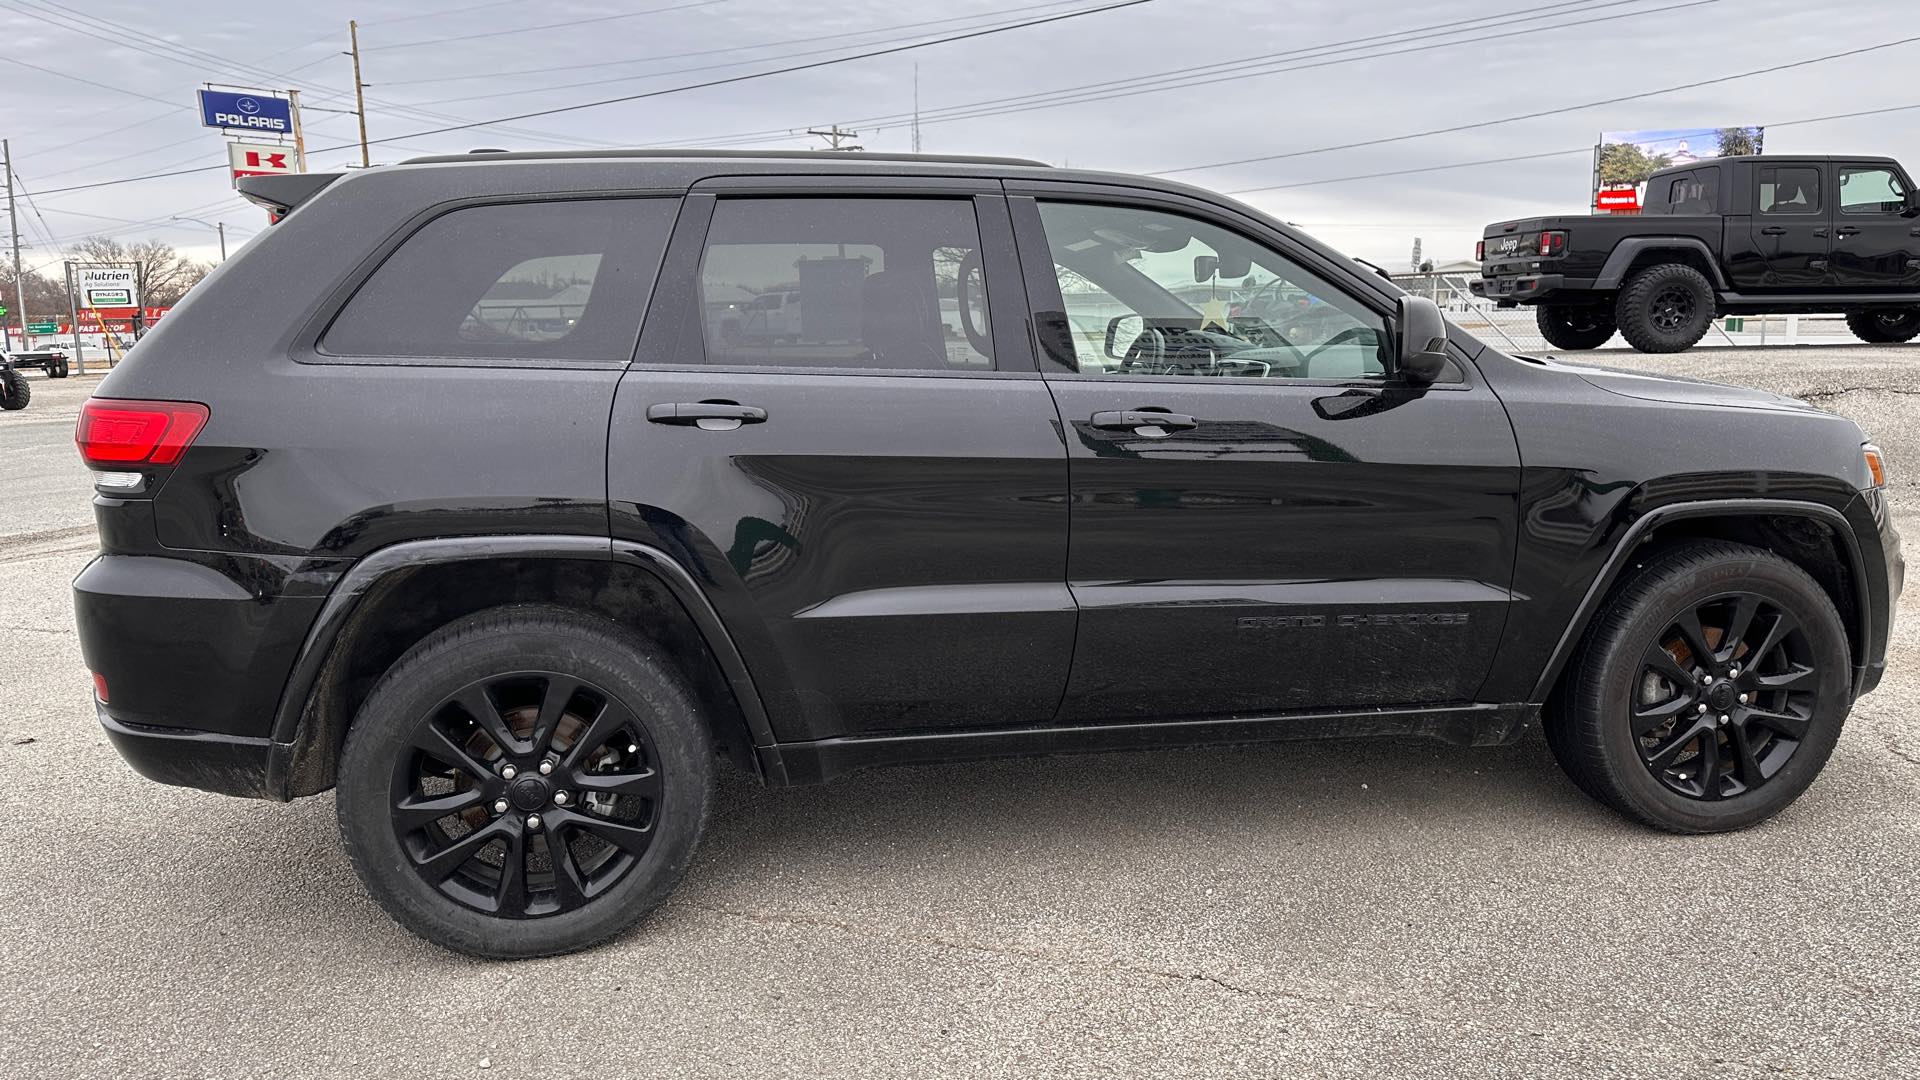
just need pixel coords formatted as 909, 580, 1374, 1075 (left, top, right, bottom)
78, 266, 139, 310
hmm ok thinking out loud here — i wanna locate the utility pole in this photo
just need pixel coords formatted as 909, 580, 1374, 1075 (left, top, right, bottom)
347, 21, 371, 168
807, 125, 863, 152
287, 88, 309, 173
4, 139, 26, 349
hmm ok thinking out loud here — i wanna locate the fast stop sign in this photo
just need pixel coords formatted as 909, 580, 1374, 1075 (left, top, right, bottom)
229, 141, 301, 186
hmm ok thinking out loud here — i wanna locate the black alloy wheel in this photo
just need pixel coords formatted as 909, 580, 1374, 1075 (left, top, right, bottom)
1845, 308, 1920, 344
1616, 263, 1715, 353
392, 671, 663, 918
1630, 593, 1819, 801
1647, 286, 1695, 332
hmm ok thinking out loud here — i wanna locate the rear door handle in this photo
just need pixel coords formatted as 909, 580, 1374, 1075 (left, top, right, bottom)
1835, 226, 1862, 237
646, 401, 767, 429
1091, 409, 1199, 434
1760, 226, 1787, 235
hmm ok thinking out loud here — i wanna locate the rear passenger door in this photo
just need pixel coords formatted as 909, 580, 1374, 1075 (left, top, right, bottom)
1749, 162, 1831, 289
607, 179, 1073, 745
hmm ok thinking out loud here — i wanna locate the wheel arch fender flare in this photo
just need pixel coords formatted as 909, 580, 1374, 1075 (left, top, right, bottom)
262, 534, 778, 798
1527, 498, 1870, 703
1595, 237, 1730, 292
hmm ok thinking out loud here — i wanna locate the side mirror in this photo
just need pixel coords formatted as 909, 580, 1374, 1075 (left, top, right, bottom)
1395, 295, 1450, 386
1904, 192, 1920, 218
1192, 255, 1219, 282
1104, 314, 1143, 360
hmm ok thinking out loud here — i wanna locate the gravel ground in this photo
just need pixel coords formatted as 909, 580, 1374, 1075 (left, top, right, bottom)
1, 352, 1915, 1080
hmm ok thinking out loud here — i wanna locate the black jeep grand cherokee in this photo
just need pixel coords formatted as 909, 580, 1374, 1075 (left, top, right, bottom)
74, 150, 1901, 957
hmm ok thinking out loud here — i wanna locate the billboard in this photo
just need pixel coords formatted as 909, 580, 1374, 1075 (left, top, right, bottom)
78, 267, 139, 310
197, 89, 293, 134
1592, 127, 1764, 212
229, 140, 302, 186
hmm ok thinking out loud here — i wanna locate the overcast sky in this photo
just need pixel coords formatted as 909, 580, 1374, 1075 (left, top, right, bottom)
3, 0, 1916, 275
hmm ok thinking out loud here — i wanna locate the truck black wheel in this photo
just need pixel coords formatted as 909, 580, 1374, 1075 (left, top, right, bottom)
48, 358, 69, 378
336, 604, 715, 958
1615, 264, 1715, 353
1535, 304, 1616, 350
1845, 309, 1920, 344
1545, 541, 1849, 834
0, 369, 29, 410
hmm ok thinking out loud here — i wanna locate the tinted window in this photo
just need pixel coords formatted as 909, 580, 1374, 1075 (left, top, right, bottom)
1758, 166, 1821, 215
1034, 201, 1388, 380
323, 199, 676, 362
1839, 166, 1907, 214
698, 198, 993, 371
1665, 170, 1717, 214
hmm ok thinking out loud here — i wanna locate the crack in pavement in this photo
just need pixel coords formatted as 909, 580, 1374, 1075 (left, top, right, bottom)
1797, 385, 1920, 403
676, 901, 1850, 1078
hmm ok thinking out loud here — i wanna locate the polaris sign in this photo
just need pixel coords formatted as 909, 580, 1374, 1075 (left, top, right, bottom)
198, 89, 293, 134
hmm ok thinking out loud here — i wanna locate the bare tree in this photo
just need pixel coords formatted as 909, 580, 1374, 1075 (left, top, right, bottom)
71, 236, 212, 307
0, 263, 68, 316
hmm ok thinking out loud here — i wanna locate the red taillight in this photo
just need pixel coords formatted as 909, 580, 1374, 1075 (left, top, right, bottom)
91, 671, 109, 703
1475, 240, 1486, 262
1538, 231, 1567, 257
76, 399, 209, 467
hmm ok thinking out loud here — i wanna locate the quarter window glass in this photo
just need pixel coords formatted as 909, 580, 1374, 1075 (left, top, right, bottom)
1839, 167, 1907, 214
1034, 201, 1387, 380
698, 198, 993, 371
1758, 166, 1821, 215
323, 199, 676, 361
1666, 172, 1716, 214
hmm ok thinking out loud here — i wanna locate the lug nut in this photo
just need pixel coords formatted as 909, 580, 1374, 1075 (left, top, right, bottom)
1719, 714, 1731, 725
553, 791, 569, 806
1696, 670, 1710, 683
501, 764, 518, 780
525, 814, 542, 831
1737, 693, 1749, 704
1730, 666, 1741, 678
1696, 703, 1708, 714
627, 743, 639, 754
492, 798, 509, 814
538, 760, 554, 776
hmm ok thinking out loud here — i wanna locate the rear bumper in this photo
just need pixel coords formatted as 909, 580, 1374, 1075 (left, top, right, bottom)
98, 707, 277, 798
1469, 274, 1594, 305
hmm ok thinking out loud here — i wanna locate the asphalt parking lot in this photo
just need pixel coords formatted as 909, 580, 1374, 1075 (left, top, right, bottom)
1, 353, 1916, 1079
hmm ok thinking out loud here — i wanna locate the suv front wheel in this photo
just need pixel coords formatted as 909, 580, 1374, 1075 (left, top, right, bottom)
1615, 263, 1715, 353
336, 605, 714, 958
1546, 541, 1850, 833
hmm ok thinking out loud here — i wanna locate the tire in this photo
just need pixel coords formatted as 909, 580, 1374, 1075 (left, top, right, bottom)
1545, 540, 1851, 833
1845, 309, 1920, 344
48, 358, 69, 378
1535, 304, 1616, 350
1615, 264, 1715, 353
0, 370, 29, 410
336, 604, 715, 958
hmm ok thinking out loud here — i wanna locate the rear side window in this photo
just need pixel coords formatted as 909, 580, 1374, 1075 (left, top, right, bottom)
322, 198, 677, 362
1757, 166, 1821, 215
696, 198, 994, 371
1664, 170, 1717, 214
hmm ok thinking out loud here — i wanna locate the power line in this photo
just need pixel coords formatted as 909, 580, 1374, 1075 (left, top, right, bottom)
1152, 31, 1920, 177
368, 0, 727, 51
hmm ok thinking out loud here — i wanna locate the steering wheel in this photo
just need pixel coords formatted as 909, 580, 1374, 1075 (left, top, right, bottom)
1121, 325, 1173, 373
955, 250, 992, 357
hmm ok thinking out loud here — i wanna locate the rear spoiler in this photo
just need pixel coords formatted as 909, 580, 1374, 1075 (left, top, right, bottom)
236, 172, 344, 221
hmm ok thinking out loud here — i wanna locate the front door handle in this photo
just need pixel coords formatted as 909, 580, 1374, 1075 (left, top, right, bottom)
1835, 226, 1862, 237
1812, 228, 1829, 238
1759, 226, 1787, 235
646, 401, 767, 429
1091, 409, 1199, 434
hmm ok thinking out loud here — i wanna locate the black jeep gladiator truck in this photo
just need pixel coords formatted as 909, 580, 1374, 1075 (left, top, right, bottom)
73, 149, 1901, 957
1471, 155, 1920, 352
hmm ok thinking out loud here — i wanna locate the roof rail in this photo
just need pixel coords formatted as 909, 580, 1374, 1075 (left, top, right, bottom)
399, 147, 1053, 168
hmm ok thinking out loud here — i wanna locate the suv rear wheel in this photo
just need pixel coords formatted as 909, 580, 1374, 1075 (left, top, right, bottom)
1535, 304, 1616, 350
1615, 263, 1715, 353
1546, 541, 1849, 833
336, 605, 714, 958
1845, 308, 1920, 344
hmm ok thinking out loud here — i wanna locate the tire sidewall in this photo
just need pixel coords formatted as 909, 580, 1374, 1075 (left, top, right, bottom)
1536, 304, 1616, 350
1618, 265, 1715, 353
337, 610, 713, 958
1590, 554, 1850, 832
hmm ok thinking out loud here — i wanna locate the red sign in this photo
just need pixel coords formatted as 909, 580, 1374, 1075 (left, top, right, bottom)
1595, 185, 1643, 213
229, 140, 300, 187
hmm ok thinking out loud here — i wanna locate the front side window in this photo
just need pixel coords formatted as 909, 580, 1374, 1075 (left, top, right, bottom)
1758, 166, 1822, 215
1839, 167, 1908, 215
1033, 201, 1387, 380
697, 198, 993, 371
323, 199, 676, 362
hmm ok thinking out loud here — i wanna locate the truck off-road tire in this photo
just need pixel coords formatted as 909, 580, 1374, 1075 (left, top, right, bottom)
0, 370, 29, 410
337, 604, 715, 958
1615, 264, 1715, 353
1845, 309, 1920, 344
1535, 304, 1617, 350
48, 358, 69, 378
1545, 541, 1850, 833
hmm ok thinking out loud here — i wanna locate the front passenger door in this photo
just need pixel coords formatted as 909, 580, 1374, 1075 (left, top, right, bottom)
1831, 164, 1920, 289
1008, 193, 1521, 725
